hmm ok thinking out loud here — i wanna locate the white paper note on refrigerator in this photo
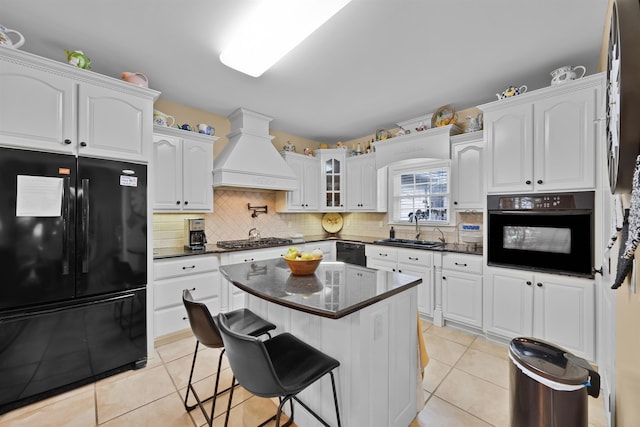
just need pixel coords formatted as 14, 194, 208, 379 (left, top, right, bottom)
16, 175, 63, 217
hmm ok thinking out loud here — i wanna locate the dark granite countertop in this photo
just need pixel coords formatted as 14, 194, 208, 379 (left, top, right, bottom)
219, 259, 422, 319
153, 234, 482, 259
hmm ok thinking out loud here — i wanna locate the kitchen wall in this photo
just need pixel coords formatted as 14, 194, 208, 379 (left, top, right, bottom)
152, 100, 483, 249
597, 0, 640, 424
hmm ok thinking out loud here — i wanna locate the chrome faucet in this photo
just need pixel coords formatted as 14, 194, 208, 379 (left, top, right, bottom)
411, 209, 423, 240
435, 227, 446, 243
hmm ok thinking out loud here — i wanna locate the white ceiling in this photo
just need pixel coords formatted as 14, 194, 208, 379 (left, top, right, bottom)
1, 0, 609, 142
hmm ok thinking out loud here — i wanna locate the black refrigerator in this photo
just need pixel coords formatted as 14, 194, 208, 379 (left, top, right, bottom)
0, 147, 147, 414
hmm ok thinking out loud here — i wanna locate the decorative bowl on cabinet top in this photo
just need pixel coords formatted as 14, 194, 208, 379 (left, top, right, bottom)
0, 24, 25, 49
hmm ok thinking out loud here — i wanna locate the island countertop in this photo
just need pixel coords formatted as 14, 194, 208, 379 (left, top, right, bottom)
219, 259, 422, 319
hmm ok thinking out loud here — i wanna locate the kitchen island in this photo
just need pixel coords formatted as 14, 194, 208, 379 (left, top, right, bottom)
220, 259, 421, 427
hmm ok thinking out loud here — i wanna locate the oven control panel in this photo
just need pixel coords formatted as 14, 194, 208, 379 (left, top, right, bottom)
488, 191, 594, 211
498, 195, 575, 210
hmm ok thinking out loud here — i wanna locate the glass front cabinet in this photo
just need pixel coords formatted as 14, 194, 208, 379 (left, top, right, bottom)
318, 148, 346, 211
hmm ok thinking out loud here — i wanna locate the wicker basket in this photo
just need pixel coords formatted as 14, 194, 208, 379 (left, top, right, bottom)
432, 105, 457, 127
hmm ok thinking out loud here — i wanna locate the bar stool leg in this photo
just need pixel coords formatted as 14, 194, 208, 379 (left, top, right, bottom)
184, 341, 200, 410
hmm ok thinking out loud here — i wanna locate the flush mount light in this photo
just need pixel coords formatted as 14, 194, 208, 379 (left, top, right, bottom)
220, 0, 352, 77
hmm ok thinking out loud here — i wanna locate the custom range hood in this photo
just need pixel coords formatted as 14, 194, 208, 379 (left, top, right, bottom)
213, 108, 297, 191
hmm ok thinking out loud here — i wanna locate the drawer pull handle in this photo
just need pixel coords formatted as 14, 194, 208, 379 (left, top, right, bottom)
454, 262, 467, 267
244, 258, 254, 262
408, 256, 419, 261
182, 265, 196, 270
182, 317, 188, 320
379, 253, 388, 257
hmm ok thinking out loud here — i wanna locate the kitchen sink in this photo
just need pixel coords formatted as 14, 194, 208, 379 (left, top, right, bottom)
374, 238, 444, 249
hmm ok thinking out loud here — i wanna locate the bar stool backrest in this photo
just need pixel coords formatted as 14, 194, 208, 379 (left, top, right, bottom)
182, 289, 223, 348
216, 312, 286, 397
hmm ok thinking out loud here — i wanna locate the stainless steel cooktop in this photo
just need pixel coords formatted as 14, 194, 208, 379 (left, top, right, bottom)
216, 237, 293, 249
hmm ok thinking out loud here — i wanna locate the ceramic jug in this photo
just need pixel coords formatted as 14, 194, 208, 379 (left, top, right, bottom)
550, 65, 586, 86
197, 124, 214, 135
121, 72, 149, 88
153, 110, 175, 127
0, 24, 25, 49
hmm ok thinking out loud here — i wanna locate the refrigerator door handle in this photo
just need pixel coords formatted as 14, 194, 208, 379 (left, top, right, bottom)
81, 178, 90, 273
62, 176, 71, 275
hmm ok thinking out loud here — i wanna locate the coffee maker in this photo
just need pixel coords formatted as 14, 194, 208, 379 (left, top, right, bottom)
184, 218, 207, 250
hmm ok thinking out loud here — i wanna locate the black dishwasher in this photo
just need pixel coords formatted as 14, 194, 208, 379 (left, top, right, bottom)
336, 241, 366, 266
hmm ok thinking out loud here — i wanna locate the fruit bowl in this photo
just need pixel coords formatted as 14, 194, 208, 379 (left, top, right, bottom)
285, 257, 322, 275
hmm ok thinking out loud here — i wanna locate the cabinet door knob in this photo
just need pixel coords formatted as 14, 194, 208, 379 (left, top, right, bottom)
525, 180, 532, 185
537, 282, 543, 287
398, 269, 402, 273
80, 141, 87, 147
176, 201, 181, 205
392, 268, 396, 272
526, 281, 532, 286
537, 180, 543, 184
454, 201, 458, 205
64, 139, 72, 145
442, 276, 447, 280
188, 287, 196, 291
184, 201, 189, 205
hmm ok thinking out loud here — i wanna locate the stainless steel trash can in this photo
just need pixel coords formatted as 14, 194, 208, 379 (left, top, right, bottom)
509, 337, 600, 427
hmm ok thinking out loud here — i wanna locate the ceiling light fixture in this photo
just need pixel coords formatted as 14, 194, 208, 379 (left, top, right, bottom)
220, 0, 352, 77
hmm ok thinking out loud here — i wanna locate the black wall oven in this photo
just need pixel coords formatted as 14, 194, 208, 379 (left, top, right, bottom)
487, 192, 594, 278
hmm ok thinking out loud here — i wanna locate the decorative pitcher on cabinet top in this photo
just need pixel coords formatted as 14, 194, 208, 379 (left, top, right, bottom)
0, 24, 25, 49
496, 85, 527, 100
550, 65, 586, 86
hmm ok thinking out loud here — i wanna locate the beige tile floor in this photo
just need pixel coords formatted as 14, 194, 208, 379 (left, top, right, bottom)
0, 320, 608, 427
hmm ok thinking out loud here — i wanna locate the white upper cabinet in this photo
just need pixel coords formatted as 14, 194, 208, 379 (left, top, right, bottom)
318, 148, 346, 211
153, 127, 215, 212
77, 83, 152, 161
346, 154, 379, 211
451, 132, 484, 210
482, 74, 603, 193
0, 48, 158, 161
275, 152, 320, 212
0, 60, 75, 154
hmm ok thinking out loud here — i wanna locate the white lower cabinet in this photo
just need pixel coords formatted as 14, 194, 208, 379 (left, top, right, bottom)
366, 245, 434, 317
440, 253, 483, 328
484, 266, 595, 360
222, 246, 290, 311
153, 254, 221, 339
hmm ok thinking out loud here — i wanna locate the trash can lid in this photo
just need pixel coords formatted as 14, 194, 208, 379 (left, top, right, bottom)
509, 337, 588, 385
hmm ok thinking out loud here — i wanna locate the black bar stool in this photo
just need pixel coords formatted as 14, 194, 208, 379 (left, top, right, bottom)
216, 312, 342, 427
182, 289, 276, 426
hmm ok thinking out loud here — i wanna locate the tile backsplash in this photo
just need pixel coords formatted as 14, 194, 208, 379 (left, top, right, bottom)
152, 190, 483, 248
